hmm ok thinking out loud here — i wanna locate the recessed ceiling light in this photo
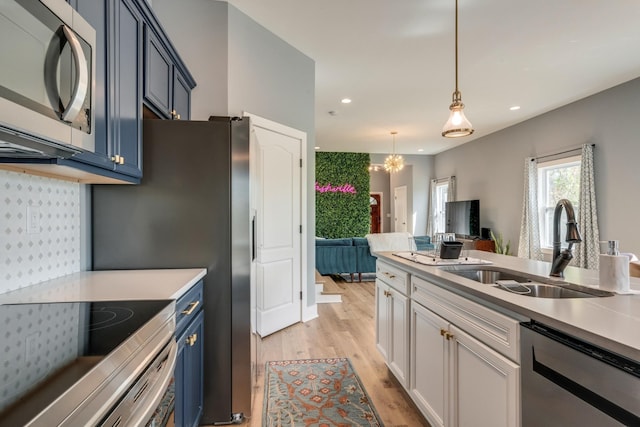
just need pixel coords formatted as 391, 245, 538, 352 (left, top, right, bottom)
510, 106, 521, 111
418, 148, 424, 152
341, 98, 352, 104
314, 146, 320, 150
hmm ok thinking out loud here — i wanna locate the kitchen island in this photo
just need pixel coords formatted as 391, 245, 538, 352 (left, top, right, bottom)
374, 250, 640, 427
377, 250, 640, 360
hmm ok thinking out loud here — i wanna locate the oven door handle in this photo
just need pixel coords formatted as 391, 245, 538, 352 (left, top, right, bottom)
128, 338, 178, 427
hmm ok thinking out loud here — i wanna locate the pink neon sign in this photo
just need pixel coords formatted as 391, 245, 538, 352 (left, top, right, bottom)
315, 181, 357, 194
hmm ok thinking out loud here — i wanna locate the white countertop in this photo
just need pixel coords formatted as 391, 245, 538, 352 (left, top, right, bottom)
0, 268, 207, 303
377, 250, 640, 362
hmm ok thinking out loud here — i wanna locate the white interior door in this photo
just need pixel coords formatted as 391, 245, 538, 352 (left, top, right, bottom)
250, 115, 304, 337
395, 185, 408, 232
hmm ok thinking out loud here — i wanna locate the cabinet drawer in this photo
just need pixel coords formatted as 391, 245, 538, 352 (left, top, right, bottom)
376, 261, 410, 295
176, 280, 203, 336
412, 275, 520, 362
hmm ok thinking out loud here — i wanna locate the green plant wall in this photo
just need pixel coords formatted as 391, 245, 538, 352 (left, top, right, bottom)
316, 152, 371, 238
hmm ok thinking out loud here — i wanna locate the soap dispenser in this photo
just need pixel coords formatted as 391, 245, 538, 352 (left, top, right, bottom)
599, 240, 630, 292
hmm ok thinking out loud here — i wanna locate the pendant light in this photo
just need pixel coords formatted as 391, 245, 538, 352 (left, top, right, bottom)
384, 131, 404, 173
442, 0, 474, 138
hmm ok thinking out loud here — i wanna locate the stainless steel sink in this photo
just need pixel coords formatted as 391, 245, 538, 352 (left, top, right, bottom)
443, 266, 532, 284
521, 283, 600, 298
439, 265, 614, 298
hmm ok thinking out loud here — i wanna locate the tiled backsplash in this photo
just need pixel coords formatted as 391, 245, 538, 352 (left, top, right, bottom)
0, 302, 80, 411
0, 170, 81, 294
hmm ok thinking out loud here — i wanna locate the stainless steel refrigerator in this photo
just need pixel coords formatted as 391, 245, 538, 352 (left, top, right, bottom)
92, 117, 252, 425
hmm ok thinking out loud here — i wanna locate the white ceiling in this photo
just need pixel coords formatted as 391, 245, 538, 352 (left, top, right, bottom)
224, 0, 640, 155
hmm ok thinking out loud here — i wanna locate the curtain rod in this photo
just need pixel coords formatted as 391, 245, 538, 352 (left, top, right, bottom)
433, 175, 456, 182
531, 143, 595, 162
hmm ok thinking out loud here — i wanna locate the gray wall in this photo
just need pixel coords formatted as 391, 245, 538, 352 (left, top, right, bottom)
151, 0, 229, 118
152, 0, 317, 306
370, 153, 435, 236
435, 77, 640, 257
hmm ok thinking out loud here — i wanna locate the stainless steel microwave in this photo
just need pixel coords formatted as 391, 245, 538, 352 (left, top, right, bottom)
0, 0, 95, 159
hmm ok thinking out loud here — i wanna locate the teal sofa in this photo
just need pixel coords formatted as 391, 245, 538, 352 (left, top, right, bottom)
315, 238, 357, 280
316, 235, 433, 282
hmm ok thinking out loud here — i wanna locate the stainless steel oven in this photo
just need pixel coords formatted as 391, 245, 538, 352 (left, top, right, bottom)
100, 339, 177, 427
0, 299, 176, 427
521, 321, 640, 426
0, 0, 95, 158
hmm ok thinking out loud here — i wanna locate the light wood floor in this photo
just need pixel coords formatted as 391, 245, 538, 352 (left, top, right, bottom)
243, 273, 430, 427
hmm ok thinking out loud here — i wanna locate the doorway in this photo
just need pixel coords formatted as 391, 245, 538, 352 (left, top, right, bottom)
394, 185, 408, 232
370, 193, 383, 233
248, 113, 306, 338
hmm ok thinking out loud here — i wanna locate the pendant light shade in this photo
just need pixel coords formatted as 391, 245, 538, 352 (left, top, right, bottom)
442, 91, 474, 137
384, 131, 404, 173
442, 0, 474, 138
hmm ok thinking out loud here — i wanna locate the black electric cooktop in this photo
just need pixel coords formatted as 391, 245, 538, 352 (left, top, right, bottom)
0, 299, 172, 416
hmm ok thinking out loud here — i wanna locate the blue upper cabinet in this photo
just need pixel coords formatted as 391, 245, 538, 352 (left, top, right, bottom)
73, 0, 144, 180
143, 21, 193, 120
110, 0, 144, 178
145, 29, 173, 119
61, 0, 195, 183
173, 71, 192, 121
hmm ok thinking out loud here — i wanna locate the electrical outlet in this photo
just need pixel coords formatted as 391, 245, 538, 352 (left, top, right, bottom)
27, 206, 40, 234
26, 332, 39, 362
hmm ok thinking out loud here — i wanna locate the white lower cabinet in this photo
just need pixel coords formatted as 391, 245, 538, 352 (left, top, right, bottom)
375, 260, 411, 388
376, 278, 410, 387
394, 271, 522, 427
410, 301, 449, 427
450, 323, 519, 427
410, 300, 520, 427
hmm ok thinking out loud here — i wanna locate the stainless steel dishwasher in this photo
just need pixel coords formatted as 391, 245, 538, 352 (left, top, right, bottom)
521, 321, 640, 426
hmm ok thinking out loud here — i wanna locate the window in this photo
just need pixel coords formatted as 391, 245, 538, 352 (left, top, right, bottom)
433, 181, 449, 235
537, 156, 581, 249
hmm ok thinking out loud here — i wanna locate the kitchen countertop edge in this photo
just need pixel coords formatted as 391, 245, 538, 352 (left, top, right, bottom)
0, 268, 207, 304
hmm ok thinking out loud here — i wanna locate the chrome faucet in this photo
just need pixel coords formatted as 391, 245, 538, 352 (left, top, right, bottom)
549, 199, 582, 277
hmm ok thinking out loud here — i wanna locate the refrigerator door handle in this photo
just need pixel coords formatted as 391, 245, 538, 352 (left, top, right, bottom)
251, 215, 257, 261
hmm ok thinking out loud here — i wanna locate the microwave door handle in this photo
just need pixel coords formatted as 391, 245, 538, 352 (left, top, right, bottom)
59, 25, 88, 123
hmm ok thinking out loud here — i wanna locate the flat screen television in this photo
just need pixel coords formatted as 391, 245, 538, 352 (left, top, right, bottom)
445, 199, 480, 238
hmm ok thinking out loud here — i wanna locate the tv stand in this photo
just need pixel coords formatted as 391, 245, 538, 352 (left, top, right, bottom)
457, 236, 495, 252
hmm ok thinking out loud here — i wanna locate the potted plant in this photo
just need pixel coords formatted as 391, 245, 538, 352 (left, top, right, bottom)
490, 230, 511, 255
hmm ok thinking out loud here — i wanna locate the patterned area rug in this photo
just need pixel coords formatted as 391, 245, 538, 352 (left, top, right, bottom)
263, 358, 384, 426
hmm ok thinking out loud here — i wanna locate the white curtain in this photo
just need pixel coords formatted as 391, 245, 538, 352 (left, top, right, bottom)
575, 144, 599, 269
426, 179, 437, 237
447, 176, 456, 202
426, 176, 456, 238
517, 158, 542, 260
